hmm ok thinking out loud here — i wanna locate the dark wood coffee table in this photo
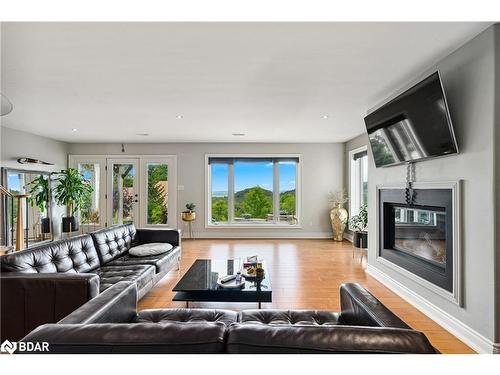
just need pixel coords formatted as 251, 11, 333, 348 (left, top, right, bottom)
172, 259, 272, 309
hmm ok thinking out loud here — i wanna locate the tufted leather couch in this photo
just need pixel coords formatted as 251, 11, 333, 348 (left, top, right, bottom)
22, 282, 438, 354
0, 224, 181, 341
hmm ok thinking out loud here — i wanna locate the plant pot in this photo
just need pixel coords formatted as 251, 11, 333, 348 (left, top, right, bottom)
353, 231, 368, 249
41, 217, 51, 234
329, 204, 348, 241
181, 211, 196, 222
62, 216, 79, 233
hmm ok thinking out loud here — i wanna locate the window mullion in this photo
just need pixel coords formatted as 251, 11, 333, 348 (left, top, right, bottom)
228, 161, 235, 224
273, 160, 280, 223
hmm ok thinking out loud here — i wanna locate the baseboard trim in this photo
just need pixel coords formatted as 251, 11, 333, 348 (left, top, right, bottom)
343, 232, 353, 242
366, 264, 496, 354
183, 231, 334, 239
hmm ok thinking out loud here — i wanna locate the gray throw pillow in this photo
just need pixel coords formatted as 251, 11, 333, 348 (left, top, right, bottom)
129, 242, 173, 257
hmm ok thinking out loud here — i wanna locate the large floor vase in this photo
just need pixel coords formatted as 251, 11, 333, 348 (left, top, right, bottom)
330, 204, 348, 241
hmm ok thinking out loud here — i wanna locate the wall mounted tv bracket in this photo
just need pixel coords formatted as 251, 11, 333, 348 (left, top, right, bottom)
405, 162, 416, 205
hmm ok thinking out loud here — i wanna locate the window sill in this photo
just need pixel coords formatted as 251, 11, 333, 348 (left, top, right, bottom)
206, 223, 302, 229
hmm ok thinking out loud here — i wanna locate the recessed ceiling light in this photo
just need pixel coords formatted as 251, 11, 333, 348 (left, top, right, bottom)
232, 133, 245, 137
322, 115, 329, 119
176, 115, 183, 119
136, 133, 149, 136
72, 128, 78, 132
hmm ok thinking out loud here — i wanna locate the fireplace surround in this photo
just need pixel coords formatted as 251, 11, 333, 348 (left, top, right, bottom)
376, 181, 462, 305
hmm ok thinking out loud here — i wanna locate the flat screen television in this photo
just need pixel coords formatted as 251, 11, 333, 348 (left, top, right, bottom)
364, 72, 458, 168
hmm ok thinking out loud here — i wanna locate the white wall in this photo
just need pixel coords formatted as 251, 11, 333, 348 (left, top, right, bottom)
1, 126, 68, 171
364, 25, 498, 351
68, 142, 344, 238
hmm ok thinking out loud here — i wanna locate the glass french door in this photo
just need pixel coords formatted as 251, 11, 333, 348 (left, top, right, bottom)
73, 158, 107, 231
70, 156, 177, 229
139, 158, 177, 228
107, 159, 139, 227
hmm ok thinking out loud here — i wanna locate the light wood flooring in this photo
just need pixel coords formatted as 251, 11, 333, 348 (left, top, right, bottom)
138, 238, 475, 354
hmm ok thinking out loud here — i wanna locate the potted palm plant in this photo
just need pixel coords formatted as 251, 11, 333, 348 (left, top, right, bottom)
54, 168, 93, 232
350, 203, 368, 248
26, 174, 51, 234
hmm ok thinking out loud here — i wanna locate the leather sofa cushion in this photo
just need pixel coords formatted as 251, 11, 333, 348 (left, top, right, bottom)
95, 265, 155, 292
135, 308, 238, 326
0, 235, 100, 274
226, 324, 438, 354
239, 310, 340, 326
91, 224, 137, 264
108, 246, 180, 273
23, 321, 230, 354
129, 242, 173, 257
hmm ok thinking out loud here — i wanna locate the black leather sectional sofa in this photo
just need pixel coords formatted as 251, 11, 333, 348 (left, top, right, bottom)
21, 282, 438, 354
2, 224, 439, 354
0, 224, 181, 341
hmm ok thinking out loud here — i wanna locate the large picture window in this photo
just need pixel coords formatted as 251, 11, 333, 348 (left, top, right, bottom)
207, 155, 300, 226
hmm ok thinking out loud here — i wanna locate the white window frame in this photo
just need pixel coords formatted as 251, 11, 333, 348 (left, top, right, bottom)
205, 154, 302, 228
348, 145, 368, 230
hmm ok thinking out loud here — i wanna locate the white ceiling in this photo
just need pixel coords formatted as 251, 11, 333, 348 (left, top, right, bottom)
0, 22, 492, 143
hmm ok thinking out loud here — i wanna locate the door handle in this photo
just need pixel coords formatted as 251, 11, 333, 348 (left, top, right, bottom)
134, 199, 139, 203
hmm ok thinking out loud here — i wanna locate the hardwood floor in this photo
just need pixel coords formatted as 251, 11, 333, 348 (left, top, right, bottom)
138, 238, 475, 354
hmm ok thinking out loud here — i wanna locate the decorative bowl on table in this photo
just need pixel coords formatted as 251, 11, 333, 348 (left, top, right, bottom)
242, 266, 265, 280
216, 277, 245, 289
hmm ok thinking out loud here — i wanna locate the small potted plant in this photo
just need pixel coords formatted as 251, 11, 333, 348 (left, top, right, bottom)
54, 168, 93, 232
350, 203, 368, 248
26, 175, 51, 234
181, 202, 196, 222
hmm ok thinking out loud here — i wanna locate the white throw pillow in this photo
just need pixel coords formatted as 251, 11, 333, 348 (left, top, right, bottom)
129, 242, 173, 257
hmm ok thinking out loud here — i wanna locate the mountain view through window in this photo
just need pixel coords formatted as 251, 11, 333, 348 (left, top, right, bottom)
209, 157, 298, 225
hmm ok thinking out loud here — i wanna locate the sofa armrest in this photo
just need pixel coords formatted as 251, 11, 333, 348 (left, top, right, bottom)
59, 281, 137, 324
339, 283, 410, 329
136, 228, 181, 247
0, 272, 100, 341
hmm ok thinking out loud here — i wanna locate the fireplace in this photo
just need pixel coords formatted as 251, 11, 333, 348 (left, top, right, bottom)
393, 205, 447, 266
377, 182, 461, 304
